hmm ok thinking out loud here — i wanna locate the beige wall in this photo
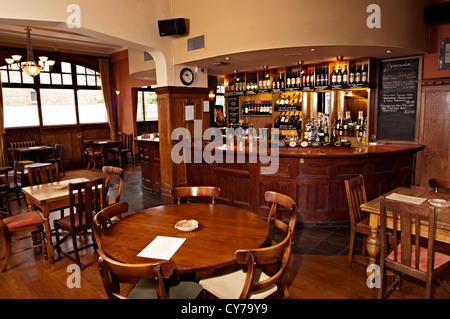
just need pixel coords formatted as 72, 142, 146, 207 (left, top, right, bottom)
0, 0, 176, 86
172, 0, 429, 65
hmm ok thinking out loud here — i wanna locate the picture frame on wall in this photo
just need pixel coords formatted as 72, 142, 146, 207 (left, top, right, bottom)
438, 38, 450, 70
184, 103, 195, 122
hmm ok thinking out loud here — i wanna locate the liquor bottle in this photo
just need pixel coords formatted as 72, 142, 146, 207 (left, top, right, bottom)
276, 74, 281, 89
343, 65, 348, 84
268, 101, 272, 114
325, 67, 329, 85
362, 64, 368, 83
281, 73, 285, 89
331, 67, 337, 85
246, 77, 251, 91
295, 71, 301, 88
284, 111, 291, 124
337, 65, 343, 85
289, 112, 295, 126
286, 72, 291, 88
355, 65, 362, 83
293, 111, 300, 127
331, 125, 337, 143
272, 75, 277, 90
349, 65, 355, 84
336, 112, 341, 130
259, 75, 263, 90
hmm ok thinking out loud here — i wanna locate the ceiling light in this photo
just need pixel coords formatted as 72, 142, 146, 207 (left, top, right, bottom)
4, 27, 55, 77
386, 50, 392, 54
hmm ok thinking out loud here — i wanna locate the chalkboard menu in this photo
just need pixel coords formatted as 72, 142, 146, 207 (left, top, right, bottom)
227, 95, 240, 126
377, 58, 420, 141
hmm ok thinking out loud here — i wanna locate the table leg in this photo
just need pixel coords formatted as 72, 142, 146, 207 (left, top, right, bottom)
41, 207, 55, 263
366, 214, 380, 278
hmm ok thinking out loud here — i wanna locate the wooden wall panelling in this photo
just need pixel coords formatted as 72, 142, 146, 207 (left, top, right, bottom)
418, 82, 450, 187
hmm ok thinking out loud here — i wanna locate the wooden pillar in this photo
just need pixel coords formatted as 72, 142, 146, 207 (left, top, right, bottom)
155, 86, 210, 203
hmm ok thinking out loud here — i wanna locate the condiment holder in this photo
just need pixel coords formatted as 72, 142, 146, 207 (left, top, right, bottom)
175, 220, 199, 232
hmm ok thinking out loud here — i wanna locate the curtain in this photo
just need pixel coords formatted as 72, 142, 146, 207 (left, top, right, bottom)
99, 58, 117, 141
0, 80, 8, 167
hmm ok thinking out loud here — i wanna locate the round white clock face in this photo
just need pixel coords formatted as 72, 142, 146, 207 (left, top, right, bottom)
180, 68, 194, 85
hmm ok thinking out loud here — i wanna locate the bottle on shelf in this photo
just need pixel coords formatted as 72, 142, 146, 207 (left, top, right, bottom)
337, 65, 343, 85
272, 75, 277, 90
286, 72, 291, 88
331, 67, 337, 85
343, 65, 348, 85
355, 65, 362, 83
349, 65, 355, 84
295, 71, 301, 89
362, 64, 368, 83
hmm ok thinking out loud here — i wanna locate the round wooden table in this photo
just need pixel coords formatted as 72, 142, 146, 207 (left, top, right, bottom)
101, 203, 269, 275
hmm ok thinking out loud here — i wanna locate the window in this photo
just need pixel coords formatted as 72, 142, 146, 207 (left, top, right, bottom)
2, 88, 40, 128
40, 89, 77, 125
1, 58, 107, 128
137, 87, 158, 121
78, 89, 108, 124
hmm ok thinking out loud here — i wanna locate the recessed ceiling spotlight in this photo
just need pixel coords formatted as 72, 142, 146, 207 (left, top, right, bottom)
224, 57, 230, 60
386, 50, 392, 54
310, 48, 316, 52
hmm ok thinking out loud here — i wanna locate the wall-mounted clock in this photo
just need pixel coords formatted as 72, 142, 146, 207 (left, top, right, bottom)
180, 67, 194, 86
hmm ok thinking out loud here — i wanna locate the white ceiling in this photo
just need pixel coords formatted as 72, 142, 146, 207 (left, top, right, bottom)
0, 24, 125, 56
0, 23, 426, 77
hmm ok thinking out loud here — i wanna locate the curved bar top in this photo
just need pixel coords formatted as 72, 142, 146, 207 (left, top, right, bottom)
187, 142, 425, 223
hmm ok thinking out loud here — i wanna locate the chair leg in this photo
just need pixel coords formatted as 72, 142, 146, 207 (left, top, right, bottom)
15, 190, 22, 207
1, 232, 12, 272
348, 228, 356, 267
71, 232, 82, 269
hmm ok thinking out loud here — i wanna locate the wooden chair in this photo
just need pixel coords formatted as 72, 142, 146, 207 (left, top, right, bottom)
8, 161, 25, 207
45, 144, 64, 177
0, 184, 11, 217
27, 163, 59, 186
344, 175, 371, 267
83, 140, 103, 171
265, 191, 296, 235
199, 227, 294, 299
53, 177, 105, 269
97, 248, 203, 299
0, 210, 47, 272
93, 201, 129, 250
171, 186, 221, 204
378, 196, 450, 299
102, 166, 125, 206
428, 178, 450, 193
120, 133, 134, 165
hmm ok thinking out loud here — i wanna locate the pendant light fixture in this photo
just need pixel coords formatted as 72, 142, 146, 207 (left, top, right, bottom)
5, 27, 55, 77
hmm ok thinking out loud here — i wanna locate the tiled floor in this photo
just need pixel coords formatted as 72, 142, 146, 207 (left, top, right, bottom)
121, 171, 365, 258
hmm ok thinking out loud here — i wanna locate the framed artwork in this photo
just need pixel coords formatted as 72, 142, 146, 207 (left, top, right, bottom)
439, 38, 450, 70
184, 103, 195, 122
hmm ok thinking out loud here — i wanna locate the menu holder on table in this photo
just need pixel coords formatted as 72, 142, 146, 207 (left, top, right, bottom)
137, 236, 186, 260
385, 193, 427, 205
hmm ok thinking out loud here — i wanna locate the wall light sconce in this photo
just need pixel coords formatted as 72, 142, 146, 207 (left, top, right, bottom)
115, 90, 123, 97
209, 90, 215, 100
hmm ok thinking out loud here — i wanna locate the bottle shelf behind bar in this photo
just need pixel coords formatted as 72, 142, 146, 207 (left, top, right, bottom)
225, 57, 374, 147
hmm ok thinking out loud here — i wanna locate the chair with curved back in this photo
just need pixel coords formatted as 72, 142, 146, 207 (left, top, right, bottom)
428, 178, 450, 194
97, 248, 203, 299
53, 177, 105, 269
344, 175, 371, 267
0, 210, 47, 272
93, 201, 129, 250
378, 196, 450, 299
102, 166, 125, 206
45, 144, 64, 177
171, 186, 221, 204
199, 227, 294, 299
264, 191, 296, 245
82, 140, 103, 171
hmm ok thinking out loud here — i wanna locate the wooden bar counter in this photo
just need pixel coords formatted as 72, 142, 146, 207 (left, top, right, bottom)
186, 142, 424, 224
135, 135, 161, 193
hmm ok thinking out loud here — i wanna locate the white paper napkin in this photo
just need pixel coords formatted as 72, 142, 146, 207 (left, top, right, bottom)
137, 236, 186, 260
385, 193, 427, 205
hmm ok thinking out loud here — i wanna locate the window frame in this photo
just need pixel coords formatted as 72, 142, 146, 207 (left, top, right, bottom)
1, 57, 107, 128
136, 86, 158, 123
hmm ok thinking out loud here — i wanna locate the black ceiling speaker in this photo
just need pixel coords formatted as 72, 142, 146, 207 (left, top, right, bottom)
158, 18, 187, 37
425, 1, 450, 24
